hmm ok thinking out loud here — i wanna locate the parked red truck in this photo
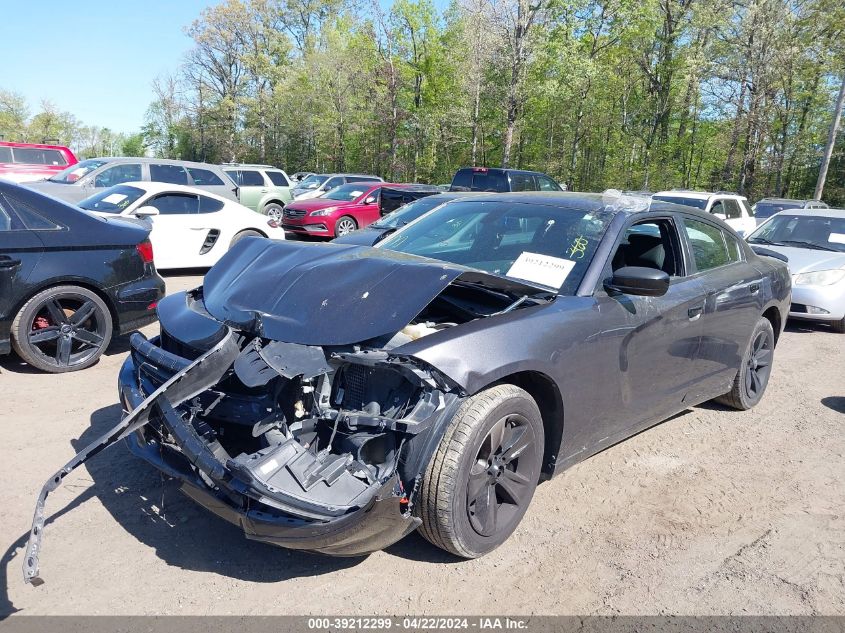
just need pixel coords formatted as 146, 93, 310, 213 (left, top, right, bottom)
0, 141, 78, 183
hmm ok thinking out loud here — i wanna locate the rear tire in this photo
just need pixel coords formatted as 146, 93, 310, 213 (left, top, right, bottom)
416, 384, 544, 558
230, 229, 263, 249
714, 316, 775, 410
11, 285, 113, 373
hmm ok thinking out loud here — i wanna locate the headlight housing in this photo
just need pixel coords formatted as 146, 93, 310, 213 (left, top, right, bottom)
793, 269, 845, 286
310, 206, 338, 216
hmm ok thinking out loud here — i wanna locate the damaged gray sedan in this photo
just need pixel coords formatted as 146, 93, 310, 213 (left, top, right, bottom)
24, 192, 791, 583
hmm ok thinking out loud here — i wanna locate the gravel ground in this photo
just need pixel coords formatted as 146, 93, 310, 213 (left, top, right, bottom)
1, 272, 843, 616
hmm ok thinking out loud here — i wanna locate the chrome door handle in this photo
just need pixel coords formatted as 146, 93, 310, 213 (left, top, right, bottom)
688, 306, 703, 320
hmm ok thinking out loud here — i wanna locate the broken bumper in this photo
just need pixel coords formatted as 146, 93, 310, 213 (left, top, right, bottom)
118, 341, 420, 557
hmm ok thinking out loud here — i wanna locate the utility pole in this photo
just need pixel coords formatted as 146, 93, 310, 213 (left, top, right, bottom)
814, 73, 845, 200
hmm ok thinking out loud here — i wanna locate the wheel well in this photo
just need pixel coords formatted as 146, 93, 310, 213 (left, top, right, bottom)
236, 228, 268, 239
763, 306, 782, 345
496, 371, 564, 478
262, 199, 285, 210
12, 279, 119, 330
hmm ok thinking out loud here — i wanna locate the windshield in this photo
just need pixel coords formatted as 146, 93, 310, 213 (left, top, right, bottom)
48, 159, 109, 184
377, 199, 613, 293
748, 214, 845, 252
297, 175, 328, 190
78, 185, 146, 213
754, 201, 801, 220
373, 195, 453, 228
652, 194, 707, 209
323, 183, 372, 202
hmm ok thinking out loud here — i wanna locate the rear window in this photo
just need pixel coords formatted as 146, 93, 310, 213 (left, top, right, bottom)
12, 147, 67, 166
451, 169, 509, 192
755, 201, 800, 219
266, 171, 289, 187
188, 167, 224, 186
653, 195, 707, 210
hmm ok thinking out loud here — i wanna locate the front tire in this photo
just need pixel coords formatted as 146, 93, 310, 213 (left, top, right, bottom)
11, 285, 113, 373
416, 384, 544, 558
715, 316, 775, 410
334, 216, 358, 237
262, 202, 284, 223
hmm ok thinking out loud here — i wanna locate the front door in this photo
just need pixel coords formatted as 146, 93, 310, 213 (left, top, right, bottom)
143, 193, 207, 268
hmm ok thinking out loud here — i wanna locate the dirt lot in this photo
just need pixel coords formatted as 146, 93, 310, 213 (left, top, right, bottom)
1, 271, 843, 616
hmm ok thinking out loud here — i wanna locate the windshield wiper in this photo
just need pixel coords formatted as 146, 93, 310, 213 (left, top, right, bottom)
748, 237, 784, 246
780, 240, 838, 252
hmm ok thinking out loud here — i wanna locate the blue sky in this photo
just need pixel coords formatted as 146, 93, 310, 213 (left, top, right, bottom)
0, 1, 215, 134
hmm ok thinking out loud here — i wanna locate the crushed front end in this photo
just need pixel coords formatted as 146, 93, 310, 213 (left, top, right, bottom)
116, 298, 462, 557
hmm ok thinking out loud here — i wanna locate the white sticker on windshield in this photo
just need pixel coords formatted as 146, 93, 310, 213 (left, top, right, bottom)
102, 193, 127, 204
829, 233, 845, 244
507, 252, 576, 288
350, 190, 364, 198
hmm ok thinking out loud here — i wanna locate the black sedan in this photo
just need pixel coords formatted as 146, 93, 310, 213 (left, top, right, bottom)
0, 181, 164, 373
24, 192, 790, 581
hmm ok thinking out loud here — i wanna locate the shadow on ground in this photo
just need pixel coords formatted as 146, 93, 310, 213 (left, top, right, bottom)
821, 396, 845, 414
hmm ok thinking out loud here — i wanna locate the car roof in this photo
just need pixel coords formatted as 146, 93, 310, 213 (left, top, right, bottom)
222, 163, 284, 170
0, 141, 72, 151
81, 157, 225, 169
770, 207, 845, 219
109, 181, 232, 202
757, 197, 825, 204
654, 189, 747, 199
316, 173, 382, 178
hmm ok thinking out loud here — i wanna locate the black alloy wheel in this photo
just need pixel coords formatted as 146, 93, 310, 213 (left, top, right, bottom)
11, 285, 113, 373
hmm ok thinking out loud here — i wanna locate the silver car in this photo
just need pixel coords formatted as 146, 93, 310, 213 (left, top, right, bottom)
25, 157, 239, 204
747, 208, 845, 332
291, 173, 383, 200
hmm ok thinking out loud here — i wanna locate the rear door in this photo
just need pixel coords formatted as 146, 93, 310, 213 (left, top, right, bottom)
679, 215, 764, 399
236, 169, 267, 211
0, 195, 47, 350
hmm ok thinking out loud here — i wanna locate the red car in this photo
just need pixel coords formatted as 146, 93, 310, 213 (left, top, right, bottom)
280, 182, 405, 238
0, 141, 78, 183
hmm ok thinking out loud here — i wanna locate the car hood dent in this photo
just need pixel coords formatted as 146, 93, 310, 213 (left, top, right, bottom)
199, 238, 548, 346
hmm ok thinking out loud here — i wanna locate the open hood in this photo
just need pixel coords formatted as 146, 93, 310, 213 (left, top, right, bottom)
199, 238, 549, 346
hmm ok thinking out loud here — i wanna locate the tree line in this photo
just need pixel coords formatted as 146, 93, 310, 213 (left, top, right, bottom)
3, 0, 844, 204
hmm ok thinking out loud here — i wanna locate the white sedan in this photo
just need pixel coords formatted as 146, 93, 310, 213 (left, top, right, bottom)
78, 182, 285, 269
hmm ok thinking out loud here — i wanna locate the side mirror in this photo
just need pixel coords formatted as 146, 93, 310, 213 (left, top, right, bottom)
605, 266, 670, 297
134, 205, 160, 218
363, 196, 377, 205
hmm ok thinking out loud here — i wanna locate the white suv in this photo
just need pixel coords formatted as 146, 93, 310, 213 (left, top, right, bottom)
653, 190, 757, 237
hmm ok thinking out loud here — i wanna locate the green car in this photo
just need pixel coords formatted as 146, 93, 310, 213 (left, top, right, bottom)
223, 164, 293, 218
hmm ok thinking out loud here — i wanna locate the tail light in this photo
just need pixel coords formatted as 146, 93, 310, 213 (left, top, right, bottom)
136, 240, 154, 264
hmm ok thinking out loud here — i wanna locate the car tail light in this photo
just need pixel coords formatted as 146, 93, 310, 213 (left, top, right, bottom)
136, 240, 154, 264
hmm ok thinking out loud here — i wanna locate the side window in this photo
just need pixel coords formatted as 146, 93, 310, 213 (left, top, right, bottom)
0, 147, 12, 162
150, 164, 189, 185
709, 200, 726, 218
537, 175, 560, 191
198, 196, 225, 213
239, 170, 265, 186
12, 148, 67, 165
3, 195, 63, 230
324, 177, 343, 190
148, 193, 199, 215
188, 167, 224, 186
94, 164, 142, 188
610, 219, 683, 277
723, 199, 742, 219
509, 173, 533, 192
725, 233, 743, 262
451, 170, 472, 191
740, 199, 754, 216
224, 170, 240, 185
684, 218, 731, 271
0, 200, 11, 231
266, 171, 290, 187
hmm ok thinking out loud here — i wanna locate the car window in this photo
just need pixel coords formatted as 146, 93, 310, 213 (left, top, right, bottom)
3, 195, 63, 230
509, 173, 535, 192
198, 195, 225, 213
150, 164, 189, 185
537, 175, 560, 191
748, 214, 845, 253
49, 159, 108, 183
0, 147, 12, 163
451, 169, 472, 191
709, 200, 726, 218
652, 195, 707, 209
188, 167, 224, 186
148, 193, 200, 215
323, 183, 370, 202
78, 185, 146, 213
471, 170, 508, 192
266, 171, 289, 187
347, 176, 378, 183
239, 170, 265, 186
740, 199, 754, 216
725, 233, 743, 262
611, 219, 683, 277
324, 177, 344, 190
11, 148, 67, 165
379, 199, 614, 294
684, 218, 731, 271
723, 199, 742, 219
94, 164, 142, 188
